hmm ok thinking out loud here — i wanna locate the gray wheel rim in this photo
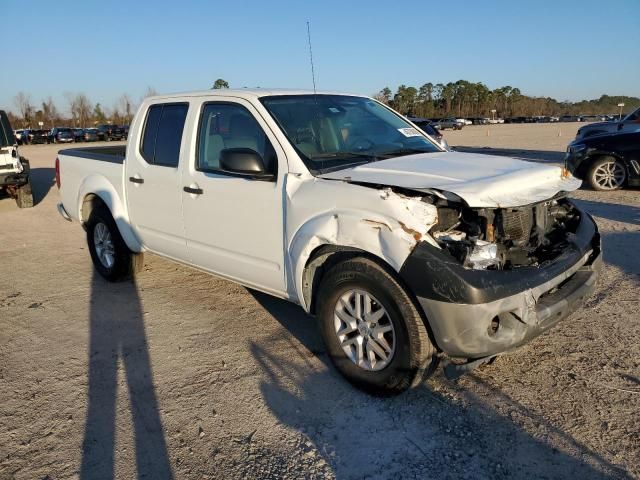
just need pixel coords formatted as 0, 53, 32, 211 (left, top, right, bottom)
593, 161, 625, 190
94, 222, 115, 269
333, 289, 396, 371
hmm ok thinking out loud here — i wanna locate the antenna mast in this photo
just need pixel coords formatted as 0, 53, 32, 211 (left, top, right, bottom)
306, 21, 317, 94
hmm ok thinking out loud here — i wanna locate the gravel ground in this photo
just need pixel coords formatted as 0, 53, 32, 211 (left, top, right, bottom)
1, 124, 638, 479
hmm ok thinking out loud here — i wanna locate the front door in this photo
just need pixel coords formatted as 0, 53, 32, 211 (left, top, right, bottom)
181, 99, 287, 295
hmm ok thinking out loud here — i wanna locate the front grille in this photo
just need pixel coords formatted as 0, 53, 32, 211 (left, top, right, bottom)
498, 208, 534, 246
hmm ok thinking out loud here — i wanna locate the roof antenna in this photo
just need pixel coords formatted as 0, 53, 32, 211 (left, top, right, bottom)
306, 21, 317, 94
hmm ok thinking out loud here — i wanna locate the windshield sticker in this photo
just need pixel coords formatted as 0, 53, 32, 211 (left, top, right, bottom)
398, 127, 422, 137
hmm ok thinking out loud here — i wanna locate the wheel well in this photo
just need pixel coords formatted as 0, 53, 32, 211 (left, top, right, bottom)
302, 244, 442, 351
580, 154, 625, 178
81, 194, 109, 227
303, 245, 364, 315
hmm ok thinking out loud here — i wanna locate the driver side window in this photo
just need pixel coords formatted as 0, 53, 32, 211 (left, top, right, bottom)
197, 103, 276, 174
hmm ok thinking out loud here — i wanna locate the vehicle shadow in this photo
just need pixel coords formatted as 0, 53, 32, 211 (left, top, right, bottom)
571, 198, 640, 226
248, 290, 630, 479
452, 146, 565, 163
600, 231, 640, 280
29, 167, 55, 205
80, 271, 174, 479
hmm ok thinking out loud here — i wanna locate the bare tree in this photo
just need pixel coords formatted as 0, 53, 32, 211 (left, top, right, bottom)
65, 92, 93, 127
42, 97, 59, 128
141, 86, 158, 103
117, 94, 134, 125
13, 92, 34, 126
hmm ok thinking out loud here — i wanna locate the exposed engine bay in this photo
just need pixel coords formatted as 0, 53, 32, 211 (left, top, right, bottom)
428, 194, 580, 270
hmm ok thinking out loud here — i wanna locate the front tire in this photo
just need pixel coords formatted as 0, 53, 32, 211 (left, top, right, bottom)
317, 257, 438, 395
588, 156, 626, 191
86, 205, 141, 281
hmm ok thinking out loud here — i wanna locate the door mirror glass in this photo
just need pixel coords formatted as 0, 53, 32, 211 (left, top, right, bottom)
220, 148, 274, 179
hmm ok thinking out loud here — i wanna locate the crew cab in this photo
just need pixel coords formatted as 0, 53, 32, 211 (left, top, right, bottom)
1, 111, 33, 208
56, 90, 602, 394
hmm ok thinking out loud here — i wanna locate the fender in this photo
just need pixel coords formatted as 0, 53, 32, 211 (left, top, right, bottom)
287, 197, 439, 311
76, 174, 143, 252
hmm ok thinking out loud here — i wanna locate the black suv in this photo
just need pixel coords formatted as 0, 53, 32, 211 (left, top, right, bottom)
96, 124, 125, 141
565, 131, 640, 191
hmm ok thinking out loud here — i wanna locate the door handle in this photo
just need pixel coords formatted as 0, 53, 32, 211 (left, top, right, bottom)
183, 186, 203, 195
129, 176, 144, 184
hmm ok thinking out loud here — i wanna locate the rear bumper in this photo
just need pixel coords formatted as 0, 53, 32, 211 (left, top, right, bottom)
0, 171, 29, 187
400, 210, 602, 358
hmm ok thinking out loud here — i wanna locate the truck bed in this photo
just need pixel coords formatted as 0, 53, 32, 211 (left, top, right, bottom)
59, 145, 126, 163
57, 145, 127, 222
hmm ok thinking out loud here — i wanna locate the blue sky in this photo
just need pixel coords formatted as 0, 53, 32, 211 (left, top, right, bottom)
1, 0, 639, 114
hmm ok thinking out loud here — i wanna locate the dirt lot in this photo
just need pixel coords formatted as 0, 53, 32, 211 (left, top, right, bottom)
1, 124, 638, 479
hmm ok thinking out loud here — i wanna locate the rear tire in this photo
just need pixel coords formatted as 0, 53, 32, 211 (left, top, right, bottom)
317, 257, 438, 395
587, 156, 626, 191
86, 205, 141, 281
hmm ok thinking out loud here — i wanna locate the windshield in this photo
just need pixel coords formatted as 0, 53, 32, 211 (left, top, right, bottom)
623, 107, 640, 122
260, 94, 441, 173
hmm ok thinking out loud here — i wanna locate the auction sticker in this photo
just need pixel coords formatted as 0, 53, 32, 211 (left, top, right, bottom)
398, 127, 422, 137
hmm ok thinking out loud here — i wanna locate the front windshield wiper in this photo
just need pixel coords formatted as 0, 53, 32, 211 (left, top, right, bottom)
309, 151, 377, 160
377, 148, 434, 158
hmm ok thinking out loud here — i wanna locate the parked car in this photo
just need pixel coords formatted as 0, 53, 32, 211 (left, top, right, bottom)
121, 125, 130, 140
565, 130, 640, 191
457, 118, 472, 126
73, 128, 85, 142
49, 127, 75, 143
28, 129, 50, 144
406, 117, 449, 150
83, 128, 100, 142
433, 118, 464, 130
96, 124, 125, 141
56, 89, 602, 394
575, 106, 640, 140
0, 111, 33, 207
14, 129, 29, 145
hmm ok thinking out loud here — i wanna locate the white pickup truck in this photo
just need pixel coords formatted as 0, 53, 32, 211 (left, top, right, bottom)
56, 90, 602, 394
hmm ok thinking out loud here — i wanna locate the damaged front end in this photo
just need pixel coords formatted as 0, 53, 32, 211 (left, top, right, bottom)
429, 194, 581, 271
398, 191, 602, 371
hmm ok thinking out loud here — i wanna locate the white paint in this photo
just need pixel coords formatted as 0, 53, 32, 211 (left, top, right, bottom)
319, 151, 582, 208
286, 176, 437, 310
57, 88, 583, 311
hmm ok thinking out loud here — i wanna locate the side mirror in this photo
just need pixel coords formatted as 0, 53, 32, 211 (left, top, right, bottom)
219, 148, 274, 180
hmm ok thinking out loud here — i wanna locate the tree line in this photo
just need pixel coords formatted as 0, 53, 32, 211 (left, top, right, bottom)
374, 80, 639, 119
6, 78, 638, 128
8, 87, 159, 129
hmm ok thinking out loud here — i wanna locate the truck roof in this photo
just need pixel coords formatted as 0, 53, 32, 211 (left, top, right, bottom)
145, 88, 365, 102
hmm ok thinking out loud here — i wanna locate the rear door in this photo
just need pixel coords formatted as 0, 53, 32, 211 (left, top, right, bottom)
180, 98, 287, 295
125, 102, 190, 262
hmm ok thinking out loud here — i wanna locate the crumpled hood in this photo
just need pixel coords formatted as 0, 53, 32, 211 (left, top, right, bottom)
318, 151, 582, 208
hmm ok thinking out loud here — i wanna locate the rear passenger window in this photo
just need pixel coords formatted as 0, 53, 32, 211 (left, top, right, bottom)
141, 106, 162, 163
140, 103, 188, 167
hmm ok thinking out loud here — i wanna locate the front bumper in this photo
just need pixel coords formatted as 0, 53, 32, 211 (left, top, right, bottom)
400, 211, 602, 358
